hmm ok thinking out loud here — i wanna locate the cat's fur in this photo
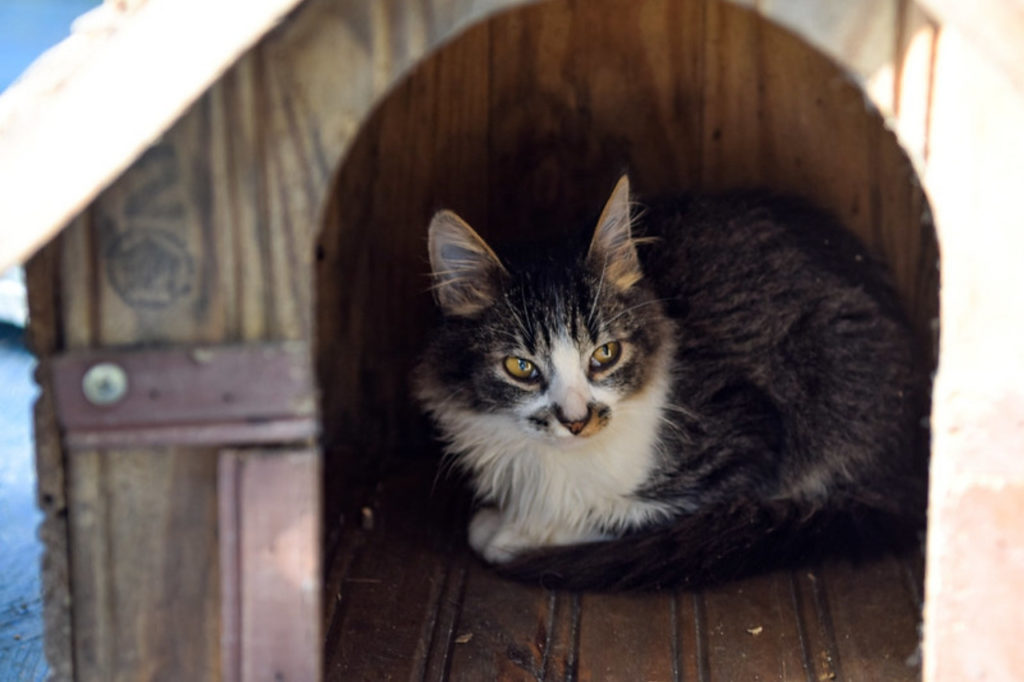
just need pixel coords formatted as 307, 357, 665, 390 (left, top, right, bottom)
414, 175, 926, 590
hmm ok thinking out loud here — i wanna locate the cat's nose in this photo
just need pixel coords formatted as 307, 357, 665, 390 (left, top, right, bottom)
555, 405, 593, 436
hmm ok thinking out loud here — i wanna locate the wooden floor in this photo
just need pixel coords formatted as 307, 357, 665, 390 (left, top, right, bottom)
323, 460, 924, 682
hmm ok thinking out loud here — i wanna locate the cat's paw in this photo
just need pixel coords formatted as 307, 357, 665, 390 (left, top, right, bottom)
468, 507, 504, 552
468, 508, 532, 564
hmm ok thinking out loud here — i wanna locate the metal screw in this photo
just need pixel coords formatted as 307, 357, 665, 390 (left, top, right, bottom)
82, 362, 128, 406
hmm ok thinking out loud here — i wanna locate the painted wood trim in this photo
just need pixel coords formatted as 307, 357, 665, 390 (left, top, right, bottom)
922, 23, 1024, 681
917, 0, 1024, 93
218, 449, 321, 682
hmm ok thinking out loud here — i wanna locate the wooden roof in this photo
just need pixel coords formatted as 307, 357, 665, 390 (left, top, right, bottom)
0, 0, 304, 272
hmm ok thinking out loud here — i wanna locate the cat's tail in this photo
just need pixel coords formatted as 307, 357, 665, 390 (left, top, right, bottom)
496, 496, 923, 591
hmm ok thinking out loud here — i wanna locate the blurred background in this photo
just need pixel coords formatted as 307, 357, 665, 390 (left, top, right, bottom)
0, 2, 99, 679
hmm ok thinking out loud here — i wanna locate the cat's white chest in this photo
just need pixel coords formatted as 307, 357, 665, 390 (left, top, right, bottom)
439, 371, 674, 562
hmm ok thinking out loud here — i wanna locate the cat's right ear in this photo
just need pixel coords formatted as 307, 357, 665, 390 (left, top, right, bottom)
587, 174, 643, 290
428, 210, 507, 317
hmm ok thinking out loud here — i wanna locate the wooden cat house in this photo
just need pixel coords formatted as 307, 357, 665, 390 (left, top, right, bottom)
1, 0, 1021, 679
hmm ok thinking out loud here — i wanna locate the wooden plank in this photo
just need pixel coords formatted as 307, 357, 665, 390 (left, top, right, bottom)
487, 0, 705, 227
421, 554, 472, 682
701, 572, 808, 681
753, 8, 877, 246
705, 1, 939, 351
316, 8, 493, 518
673, 592, 709, 682
323, 465, 465, 682
924, 26, 1024, 681
822, 556, 922, 680
872, 113, 940, 365
24, 239, 74, 682
925, 16, 1024, 644
67, 447, 221, 681
220, 449, 321, 682
319, 454, 928, 681
790, 568, 843, 682
700, 0, 766, 190
445, 567, 552, 681
572, 0, 706, 196
577, 592, 674, 681
540, 592, 581, 682
49, 9, 326, 678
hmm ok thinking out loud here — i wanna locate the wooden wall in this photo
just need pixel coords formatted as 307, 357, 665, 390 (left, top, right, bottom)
26, 42, 319, 682
315, 0, 939, 509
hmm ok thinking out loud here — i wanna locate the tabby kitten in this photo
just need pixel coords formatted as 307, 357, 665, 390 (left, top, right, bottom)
414, 175, 926, 589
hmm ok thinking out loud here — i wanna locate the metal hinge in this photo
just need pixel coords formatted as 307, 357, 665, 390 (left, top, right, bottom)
51, 341, 318, 449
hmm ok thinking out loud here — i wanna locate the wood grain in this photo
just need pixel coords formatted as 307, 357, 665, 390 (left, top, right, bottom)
577, 592, 674, 681
322, 467, 456, 682
822, 556, 922, 680
220, 449, 321, 682
66, 447, 220, 681
24, 239, 74, 682
322, 460, 927, 681
49, 14, 325, 678
316, 10, 494, 517
701, 573, 807, 681
446, 567, 552, 681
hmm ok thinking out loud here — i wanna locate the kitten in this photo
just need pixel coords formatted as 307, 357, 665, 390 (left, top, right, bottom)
414, 175, 926, 590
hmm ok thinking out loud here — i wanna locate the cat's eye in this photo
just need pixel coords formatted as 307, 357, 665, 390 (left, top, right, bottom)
590, 341, 622, 370
503, 356, 540, 382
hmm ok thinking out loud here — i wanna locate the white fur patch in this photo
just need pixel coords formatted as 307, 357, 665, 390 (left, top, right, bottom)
423, 343, 677, 563
547, 337, 591, 423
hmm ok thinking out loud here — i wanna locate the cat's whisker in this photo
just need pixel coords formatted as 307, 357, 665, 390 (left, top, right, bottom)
604, 297, 673, 326
587, 254, 609, 328
513, 287, 538, 340
663, 403, 701, 420
504, 294, 530, 339
430, 451, 463, 497
654, 414, 689, 441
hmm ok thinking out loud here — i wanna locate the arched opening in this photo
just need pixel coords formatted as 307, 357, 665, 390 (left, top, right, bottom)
314, 0, 938, 676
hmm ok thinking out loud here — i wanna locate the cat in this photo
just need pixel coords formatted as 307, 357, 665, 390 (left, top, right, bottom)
414, 174, 927, 590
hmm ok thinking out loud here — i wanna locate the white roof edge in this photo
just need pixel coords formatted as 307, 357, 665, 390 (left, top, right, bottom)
0, 0, 305, 272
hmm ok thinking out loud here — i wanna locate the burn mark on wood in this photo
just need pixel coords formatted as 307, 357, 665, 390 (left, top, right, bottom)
105, 228, 195, 308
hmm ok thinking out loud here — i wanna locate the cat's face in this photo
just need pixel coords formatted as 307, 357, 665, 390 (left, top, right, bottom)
417, 175, 671, 447
461, 277, 664, 445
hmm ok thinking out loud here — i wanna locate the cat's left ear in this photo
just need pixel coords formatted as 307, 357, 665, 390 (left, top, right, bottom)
428, 210, 508, 317
587, 174, 643, 290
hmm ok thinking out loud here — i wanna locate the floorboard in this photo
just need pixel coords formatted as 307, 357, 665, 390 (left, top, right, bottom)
322, 458, 924, 682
